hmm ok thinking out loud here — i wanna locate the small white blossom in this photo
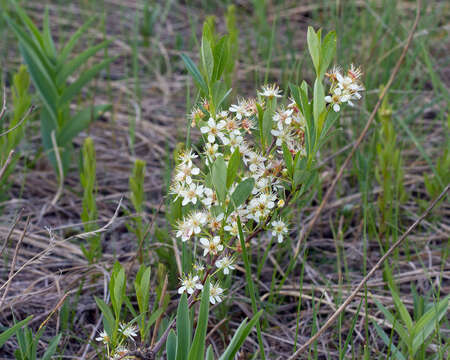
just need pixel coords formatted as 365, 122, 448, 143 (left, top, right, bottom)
245, 151, 266, 173
178, 274, 203, 295
209, 282, 224, 304
119, 323, 138, 339
176, 212, 206, 242
229, 99, 250, 120
204, 143, 219, 161
273, 108, 293, 127
174, 161, 200, 185
111, 346, 128, 360
215, 256, 235, 275
258, 84, 282, 98
271, 219, 288, 243
179, 149, 198, 164
200, 117, 226, 143
208, 212, 224, 232
180, 183, 204, 206
202, 187, 218, 207
95, 330, 110, 344
200, 236, 223, 256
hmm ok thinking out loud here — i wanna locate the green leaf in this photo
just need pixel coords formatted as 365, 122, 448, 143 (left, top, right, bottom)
166, 330, 177, 360
134, 265, 151, 316
201, 37, 214, 83
0, 316, 32, 347
188, 279, 210, 360
143, 307, 164, 338
58, 104, 111, 144
110, 262, 126, 318
212, 36, 229, 82
181, 54, 209, 95
373, 322, 406, 360
388, 282, 413, 332
319, 31, 336, 79
94, 297, 115, 336
56, 40, 112, 86
373, 297, 409, 344
42, 333, 61, 360
13, 2, 45, 53
226, 148, 241, 188
58, 57, 115, 105
4, 15, 54, 75
313, 78, 325, 126
206, 346, 215, 360
176, 293, 191, 360
228, 177, 255, 214
307, 27, 320, 75
412, 295, 449, 355
58, 16, 97, 64
18, 42, 58, 122
293, 156, 307, 188
219, 310, 263, 360
212, 156, 227, 203
42, 7, 56, 59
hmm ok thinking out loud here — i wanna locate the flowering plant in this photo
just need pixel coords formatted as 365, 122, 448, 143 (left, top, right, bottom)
174, 26, 364, 306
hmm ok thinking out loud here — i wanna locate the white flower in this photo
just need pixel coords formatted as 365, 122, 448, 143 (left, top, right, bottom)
215, 256, 235, 275
189, 211, 207, 234
200, 117, 226, 143
176, 212, 206, 242
180, 183, 204, 206
202, 187, 218, 207
111, 346, 128, 360
222, 132, 244, 153
271, 126, 294, 147
176, 217, 194, 242
258, 84, 282, 98
209, 282, 224, 304
119, 323, 138, 339
224, 219, 239, 236
224, 116, 240, 134
174, 161, 200, 185
273, 108, 293, 127
208, 212, 224, 232
247, 193, 276, 222
271, 219, 288, 243
200, 236, 223, 256
325, 87, 349, 112
229, 99, 250, 120
179, 149, 198, 164
245, 151, 266, 173
204, 143, 218, 160
178, 274, 203, 295
95, 330, 110, 344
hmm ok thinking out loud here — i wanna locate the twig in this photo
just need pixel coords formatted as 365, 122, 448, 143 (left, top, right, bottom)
0, 105, 34, 138
50, 130, 64, 206
0, 86, 6, 121
0, 209, 23, 258
288, 184, 448, 359
0, 216, 30, 308
38, 292, 69, 331
0, 150, 14, 181
293, 0, 422, 258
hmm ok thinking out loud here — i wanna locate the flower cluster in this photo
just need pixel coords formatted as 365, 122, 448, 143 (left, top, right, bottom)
172, 74, 363, 302
95, 322, 138, 359
325, 65, 364, 112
